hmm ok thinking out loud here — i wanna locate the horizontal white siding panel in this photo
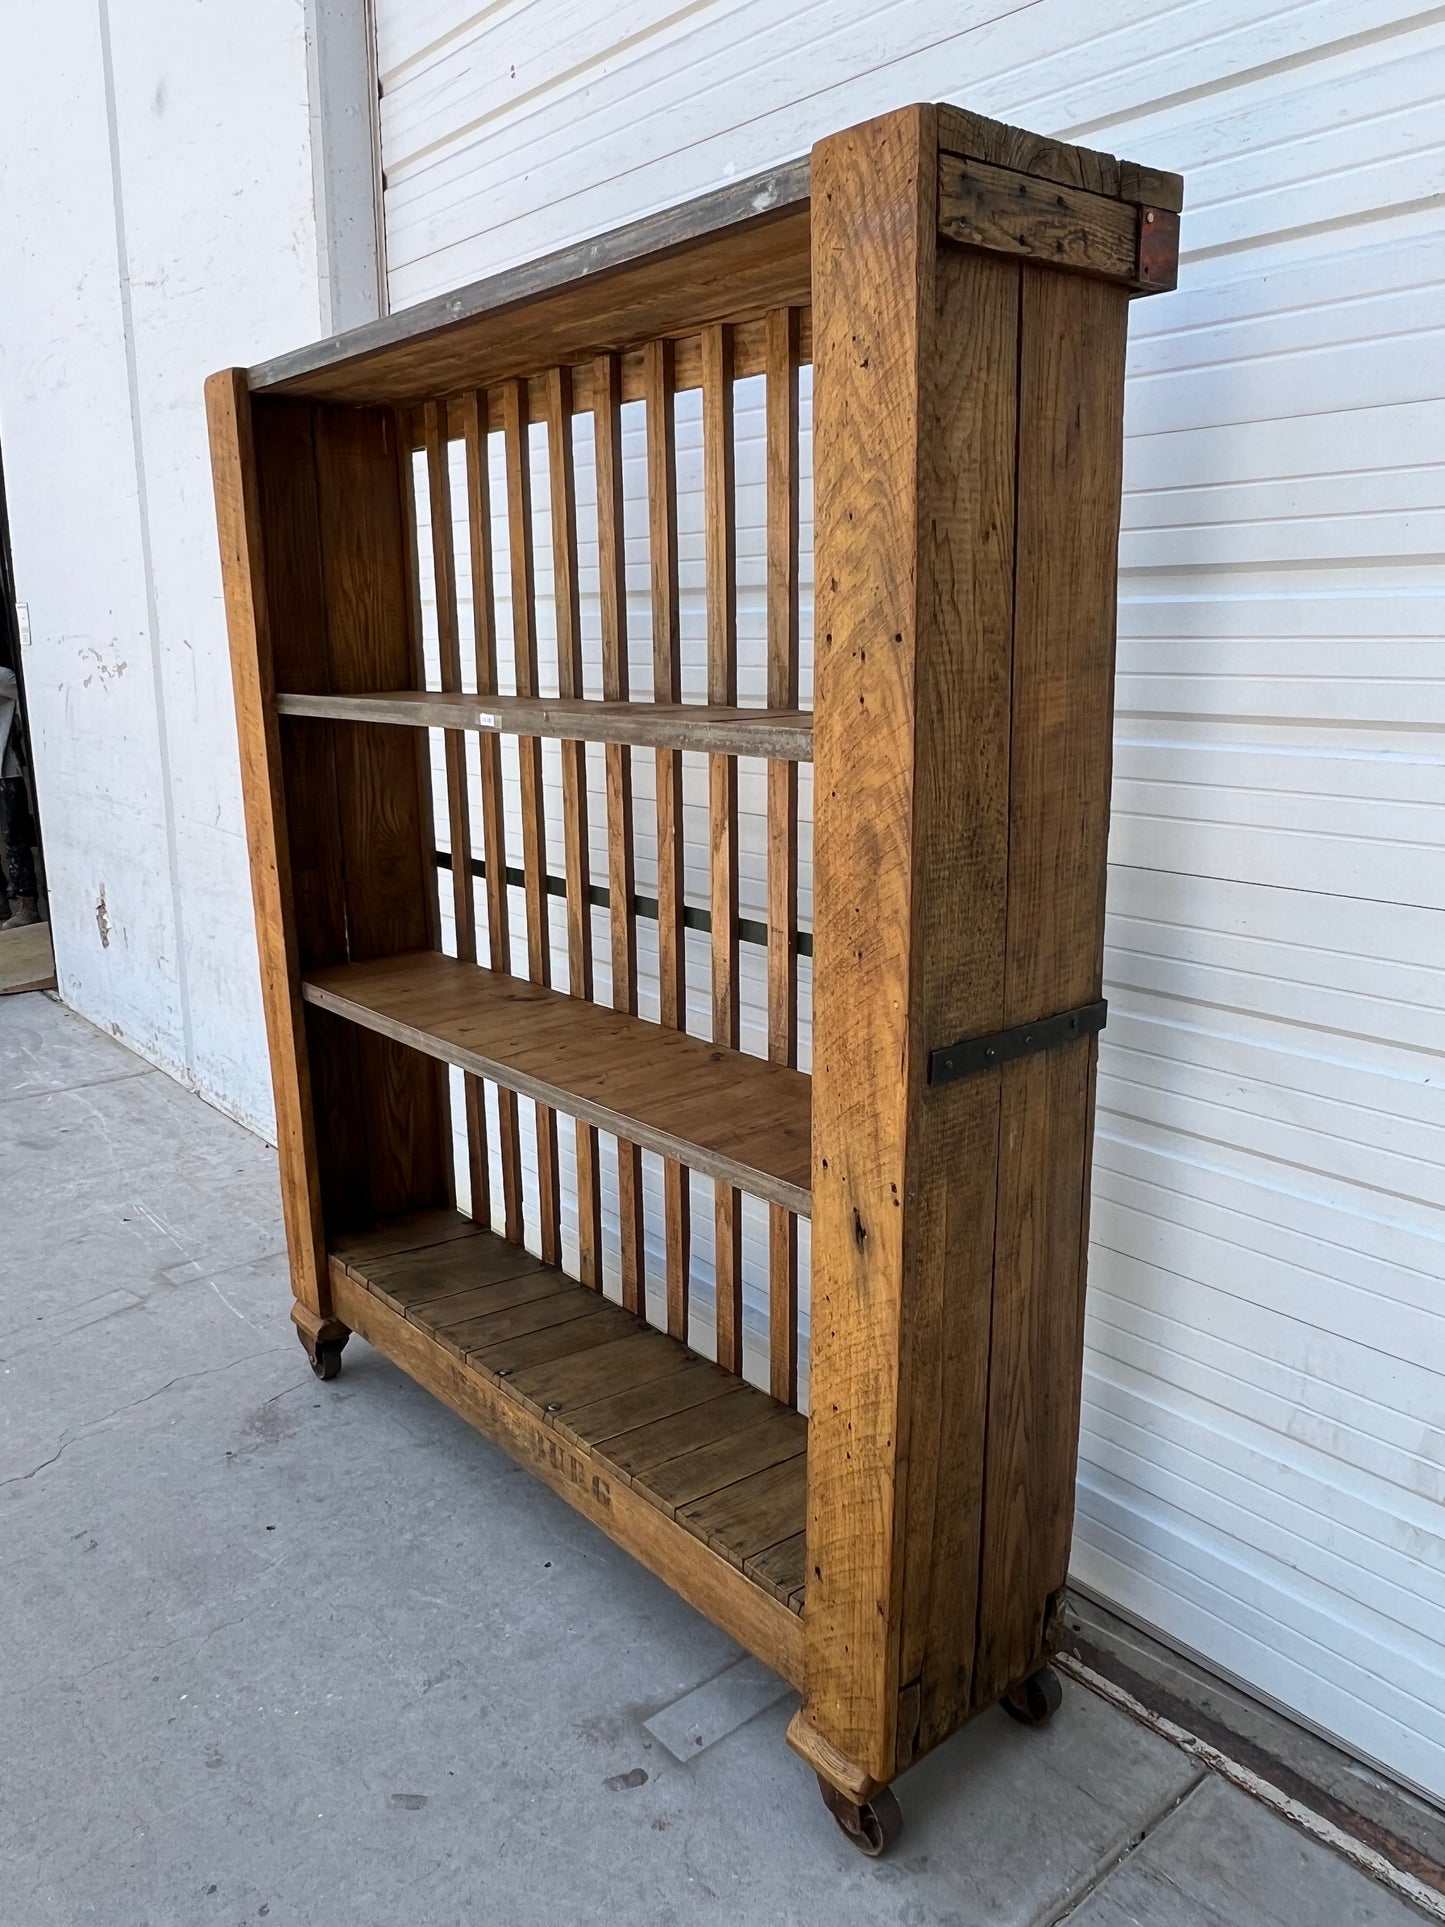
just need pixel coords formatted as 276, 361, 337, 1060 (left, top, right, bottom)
373, 0, 1445, 1800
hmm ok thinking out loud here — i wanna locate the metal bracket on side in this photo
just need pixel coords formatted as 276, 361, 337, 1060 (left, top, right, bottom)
927, 1000, 1107, 1088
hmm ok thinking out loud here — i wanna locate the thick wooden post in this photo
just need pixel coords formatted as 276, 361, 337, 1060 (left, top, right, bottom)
791, 104, 1145, 1797
206, 370, 333, 1331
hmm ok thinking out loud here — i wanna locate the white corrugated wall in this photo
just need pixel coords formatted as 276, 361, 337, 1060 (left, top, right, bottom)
372, 0, 1445, 1804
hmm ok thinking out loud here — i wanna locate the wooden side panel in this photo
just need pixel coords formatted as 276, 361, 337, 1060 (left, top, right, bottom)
898, 238, 1020, 1763
971, 267, 1129, 1708
311, 404, 450, 1222
205, 371, 331, 1316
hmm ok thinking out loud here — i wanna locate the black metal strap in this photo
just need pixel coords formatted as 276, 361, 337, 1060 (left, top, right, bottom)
928, 1000, 1106, 1087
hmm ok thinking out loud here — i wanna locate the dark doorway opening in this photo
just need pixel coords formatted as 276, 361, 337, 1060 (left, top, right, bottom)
0, 433, 54, 993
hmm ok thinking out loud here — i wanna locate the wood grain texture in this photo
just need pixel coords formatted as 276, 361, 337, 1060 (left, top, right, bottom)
250, 176, 813, 405
329, 1258, 803, 1682
303, 950, 812, 1215
800, 103, 1026, 1791
501, 376, 562, 1265
273, 689, 812, 759
765, 306, 801, 1407
463, 389, 524, 1244
938, 154, 1140, 286
204, 371, 330, 1315
545, 365, 603, 1289
646, 336, 692, 1344
595, 350, 646, 1315
970, 266, 1128, 1710
425, 400, 489, 1227
703, 323, 743, 1375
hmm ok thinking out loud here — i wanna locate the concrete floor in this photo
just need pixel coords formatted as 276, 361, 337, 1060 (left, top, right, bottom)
0, 991, 1427, 1927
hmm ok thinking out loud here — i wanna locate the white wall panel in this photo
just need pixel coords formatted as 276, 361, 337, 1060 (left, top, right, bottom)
0, 0, 376, 1134
372, 0, 1445, 1799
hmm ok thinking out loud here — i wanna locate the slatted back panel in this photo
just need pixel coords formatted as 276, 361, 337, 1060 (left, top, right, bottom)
401, 312, 813, 1405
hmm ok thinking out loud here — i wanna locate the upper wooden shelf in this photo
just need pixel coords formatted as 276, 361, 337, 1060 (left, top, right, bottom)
276, 690, 813, 761
303, 952, 812, 1217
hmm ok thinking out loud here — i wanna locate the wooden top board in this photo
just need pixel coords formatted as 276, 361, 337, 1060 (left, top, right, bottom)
304, 951, 813, 1216
239, 105, 1179, 408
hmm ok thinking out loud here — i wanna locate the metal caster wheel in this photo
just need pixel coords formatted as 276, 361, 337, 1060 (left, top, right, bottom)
309, 1339, 346, 1381
817, 1774, 904, 1857
1001, 1663, 1062, 1726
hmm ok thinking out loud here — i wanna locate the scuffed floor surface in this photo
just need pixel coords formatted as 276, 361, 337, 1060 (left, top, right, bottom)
0, 993, 1426, 1926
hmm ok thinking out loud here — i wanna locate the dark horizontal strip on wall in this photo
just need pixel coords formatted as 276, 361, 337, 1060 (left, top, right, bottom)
434, 849, 814, 959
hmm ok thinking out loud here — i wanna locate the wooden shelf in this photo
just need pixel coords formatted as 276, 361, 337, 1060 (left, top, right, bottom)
303, 951, 813, 1216
327, 1210, 806, 1674
275, 690, 813, 760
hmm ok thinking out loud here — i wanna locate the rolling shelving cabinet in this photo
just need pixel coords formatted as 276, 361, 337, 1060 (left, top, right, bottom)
206, 102, 1180, 1853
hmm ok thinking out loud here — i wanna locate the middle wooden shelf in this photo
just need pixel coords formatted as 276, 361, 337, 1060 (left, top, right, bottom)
303, 951, 813, 1216
276, 689, 814, 761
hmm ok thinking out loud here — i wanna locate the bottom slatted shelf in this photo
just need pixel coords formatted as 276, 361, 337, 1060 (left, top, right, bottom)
325, 1210, 807, 1684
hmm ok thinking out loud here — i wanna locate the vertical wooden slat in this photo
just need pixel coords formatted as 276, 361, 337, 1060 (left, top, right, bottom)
425, 401, 489, 1229
645, 338, 692, 1344
594, 351, 646, 1316
703, 323, 742, 1374
501, 376, 562, 1267
765, 307, 801, 1407
544, 366, 603, 1289
463, 389, 523, 1245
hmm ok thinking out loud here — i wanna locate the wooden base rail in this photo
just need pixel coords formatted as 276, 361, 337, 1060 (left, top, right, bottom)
209, 98, 1180, 1858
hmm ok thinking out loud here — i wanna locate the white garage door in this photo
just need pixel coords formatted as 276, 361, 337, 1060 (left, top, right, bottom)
370, 0, 1445, 1803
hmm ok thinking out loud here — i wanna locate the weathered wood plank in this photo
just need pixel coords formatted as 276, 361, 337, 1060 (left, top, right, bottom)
273, 689, 813, 759
970, 265, 1128, 1712
250, 169, 813, 404
938, 153, 1141, 287
303, 949, 812, 1215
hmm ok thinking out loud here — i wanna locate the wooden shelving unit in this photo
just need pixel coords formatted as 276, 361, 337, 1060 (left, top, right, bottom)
207, 101, 1180, 1854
